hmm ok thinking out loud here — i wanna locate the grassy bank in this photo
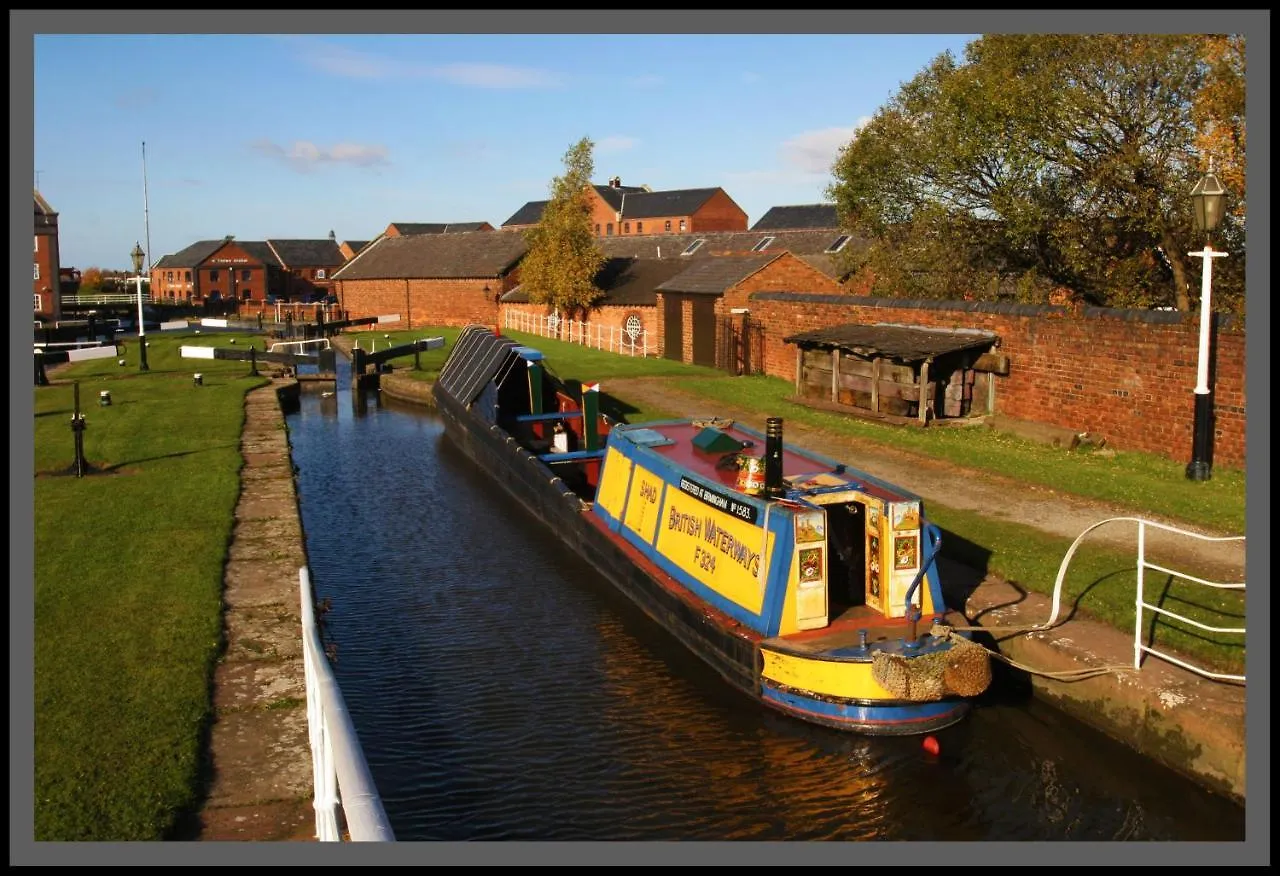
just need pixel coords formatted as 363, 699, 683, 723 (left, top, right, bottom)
33, 332, 265, 840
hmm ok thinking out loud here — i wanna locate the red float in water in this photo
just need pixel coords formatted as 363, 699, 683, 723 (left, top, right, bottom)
922, 735, 940, 756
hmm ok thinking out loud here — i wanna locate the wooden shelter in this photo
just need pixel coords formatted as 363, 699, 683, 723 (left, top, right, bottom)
784, 323, 1006, 425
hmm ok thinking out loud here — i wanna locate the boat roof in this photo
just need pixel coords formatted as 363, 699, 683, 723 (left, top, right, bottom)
611, 420, 917, 505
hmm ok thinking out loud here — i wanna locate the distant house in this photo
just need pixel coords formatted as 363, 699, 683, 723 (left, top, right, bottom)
151, 238, 285, 304
501, 176, 749, 238
34, 190, 61, 323
266, 234, 346, 301
331, 230, 527, 328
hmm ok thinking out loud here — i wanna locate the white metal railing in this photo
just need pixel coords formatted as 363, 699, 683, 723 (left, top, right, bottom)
1040, 517, 1245, 683
503, 310, 653, 357
300, 567, 395, 842
62, 292, 150, 306
270, 337, 332, 355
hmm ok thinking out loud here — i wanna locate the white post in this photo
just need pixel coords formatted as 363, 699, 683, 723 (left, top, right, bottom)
1188, 244, 1228, 396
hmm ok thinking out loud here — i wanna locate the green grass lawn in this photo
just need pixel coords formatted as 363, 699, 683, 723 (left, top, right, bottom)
34, 332, 266, 840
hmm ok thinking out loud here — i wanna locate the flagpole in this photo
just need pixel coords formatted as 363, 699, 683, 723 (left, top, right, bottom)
142, 141, 153, 273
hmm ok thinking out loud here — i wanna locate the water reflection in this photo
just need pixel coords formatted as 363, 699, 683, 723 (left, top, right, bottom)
284, 362, 1245, 842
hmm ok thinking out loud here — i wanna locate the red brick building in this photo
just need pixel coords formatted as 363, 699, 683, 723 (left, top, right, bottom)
502, 178, 749, 238
151, 238, 286, 304
266, 234, 346, 301
34, 190, 61, 324
331, 230, 527, 329
340, 240, 371, 261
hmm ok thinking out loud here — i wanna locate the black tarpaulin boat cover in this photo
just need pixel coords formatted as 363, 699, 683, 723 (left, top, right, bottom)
436, 325, 520, 405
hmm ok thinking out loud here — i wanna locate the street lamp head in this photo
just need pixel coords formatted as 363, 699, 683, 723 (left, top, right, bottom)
130, 242, 145, 274
1190, 170, 1228, 236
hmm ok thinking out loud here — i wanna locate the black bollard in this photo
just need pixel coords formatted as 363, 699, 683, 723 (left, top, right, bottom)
414, 341, 421, 372
250, 346, 259, 376
70, 382, 88, 478
35, 351, 49, 387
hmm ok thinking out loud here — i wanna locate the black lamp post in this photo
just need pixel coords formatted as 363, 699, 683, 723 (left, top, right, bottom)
131, 242, 149, 372
1185, 166, 1228, 481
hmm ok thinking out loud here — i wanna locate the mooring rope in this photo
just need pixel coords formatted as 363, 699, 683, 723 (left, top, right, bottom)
931, 622, 1137, 682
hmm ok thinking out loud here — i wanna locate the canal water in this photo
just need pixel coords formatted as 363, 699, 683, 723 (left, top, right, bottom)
284, 360, 1245, 842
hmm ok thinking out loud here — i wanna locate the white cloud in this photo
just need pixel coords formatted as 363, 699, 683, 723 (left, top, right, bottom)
251, 139, 390, 172
295, 40, 562, 88
596, 136, 638, 154
779, 122, 869, 175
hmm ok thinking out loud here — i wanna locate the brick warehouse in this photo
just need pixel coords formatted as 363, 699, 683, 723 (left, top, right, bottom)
331, 230, 527, 328
746, 292, 1246, 469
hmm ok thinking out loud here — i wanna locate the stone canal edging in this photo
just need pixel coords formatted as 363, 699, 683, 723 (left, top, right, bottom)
193, 377, 315, 841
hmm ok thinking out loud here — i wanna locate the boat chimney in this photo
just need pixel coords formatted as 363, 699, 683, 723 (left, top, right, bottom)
764, 417, 785, 498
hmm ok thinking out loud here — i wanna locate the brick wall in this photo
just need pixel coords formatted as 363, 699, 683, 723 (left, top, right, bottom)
749, 293, 1246, 468
34, 224, 60, 322
335, 277, 508, 329
688, 189, 749, 233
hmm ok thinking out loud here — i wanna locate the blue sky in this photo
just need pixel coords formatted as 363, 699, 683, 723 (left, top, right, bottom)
35, 33, 978, 271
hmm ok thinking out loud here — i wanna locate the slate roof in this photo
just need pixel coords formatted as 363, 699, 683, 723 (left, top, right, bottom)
655, 254, 779, 295
501, 201, 548, 227
750, 204, 839, 231
390, 222, 494, 235
502, 257, 690, 308
151, 240, 230, 269
238, 241, 283, 267
594, 183, 648, 211
597, 229, 859, 260
617, 187, 726, 220
267, 239, 345, 267
332, 230, 527, 280
783, 324, 999, 363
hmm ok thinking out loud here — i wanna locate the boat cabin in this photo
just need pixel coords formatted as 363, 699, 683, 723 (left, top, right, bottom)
590, 417, 947, 640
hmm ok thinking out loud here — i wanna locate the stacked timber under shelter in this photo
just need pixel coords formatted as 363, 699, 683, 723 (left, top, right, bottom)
784, 323, 1007, 425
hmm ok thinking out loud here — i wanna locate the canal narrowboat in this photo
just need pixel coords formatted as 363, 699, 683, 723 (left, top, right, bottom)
432, 326, 992, 735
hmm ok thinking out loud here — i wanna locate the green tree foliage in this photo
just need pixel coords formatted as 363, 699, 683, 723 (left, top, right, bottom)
521, 137, 606, 321
828, 35, 1246, 316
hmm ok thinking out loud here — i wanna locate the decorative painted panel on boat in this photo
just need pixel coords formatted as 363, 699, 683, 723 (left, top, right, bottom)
655, 489, 769, 613
595, 447, 633, 521
623, 464, 665, 545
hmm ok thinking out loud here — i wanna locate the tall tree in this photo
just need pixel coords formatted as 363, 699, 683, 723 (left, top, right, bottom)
828, 35, 1246, 315
78, 267, 104, 297
520, 137, 606, 323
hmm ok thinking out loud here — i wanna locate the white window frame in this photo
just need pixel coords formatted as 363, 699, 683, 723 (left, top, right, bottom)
624, 313, 643, 340
34, 293, 42, 311
681, 239, 705, 256
825, 235, 851, 254
34, 262, 40, 280
316, 268, 326, 280
751, 236, 776, 253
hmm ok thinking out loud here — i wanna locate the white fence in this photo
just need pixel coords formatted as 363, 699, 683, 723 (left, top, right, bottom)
504, 310, 653, 357
300, 567, 396, 841
1041, 517, 1246, 683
